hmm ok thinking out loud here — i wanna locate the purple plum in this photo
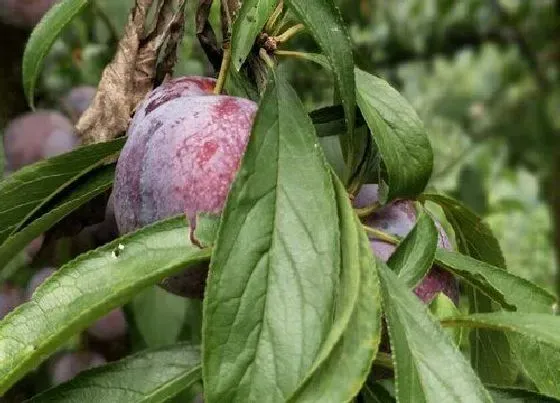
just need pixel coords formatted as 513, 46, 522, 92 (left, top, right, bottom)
86, 308, 127, 342
62, 86, 96, 123
48, 351, 106, 385
0, 0, 58, 29
25, 267, 56, 300
0, 283, 23, 320
113, 76, 257, 298
355, 184, 459, 305
3, 110, 79, 172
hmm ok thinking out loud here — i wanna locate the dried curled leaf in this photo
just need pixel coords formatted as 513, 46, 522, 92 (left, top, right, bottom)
76, 0, 187, 144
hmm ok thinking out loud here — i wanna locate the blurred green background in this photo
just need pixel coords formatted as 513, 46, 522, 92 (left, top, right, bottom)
1, 0, 559, 296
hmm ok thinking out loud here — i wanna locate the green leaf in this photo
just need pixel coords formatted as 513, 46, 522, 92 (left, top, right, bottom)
309, 104, 367, 138
473, 319, 555, 396
284, 0, 356, 147
468, 295, 517, 387
509, 338, 560, 399
231, 0, 276, 71
202, 73, 340, 403
288, 174, 381, 403
0, 138, 125, 245
422, 193, 514, 385
193, 212, 221, 248
0, 217, 211, 395
421, 194, 505, 267
29, 344, 201, 402
441, 312, 560, 350
310, 105, 347, 139
356, 69, 433, 202
488, 386, 560, 402
23, 0, 90, 107
388, 207, 438, 288
225, 68, 259, 101
429, 293, 462, 345
435, 249, 556, 314
0, 165, 115, 275
132, 286, 188, 348
378, 262, 492, 403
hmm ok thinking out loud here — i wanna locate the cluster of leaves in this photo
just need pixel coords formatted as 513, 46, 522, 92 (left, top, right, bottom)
341, 0, 559, 294
0, 0, 559, 402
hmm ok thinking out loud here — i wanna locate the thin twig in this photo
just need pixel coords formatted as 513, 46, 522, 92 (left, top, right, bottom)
214, 45, 232, 94
363, 226, 400, 245
274, 24, 305, 43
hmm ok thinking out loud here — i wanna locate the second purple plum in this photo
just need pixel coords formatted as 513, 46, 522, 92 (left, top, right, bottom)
354, 184, 459, 305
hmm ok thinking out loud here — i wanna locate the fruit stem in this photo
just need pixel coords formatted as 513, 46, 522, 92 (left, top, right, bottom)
264, 0, 284, 33
355, 203, 381, 218
274, 24, 305, 44
275, 50, 304, 57
214, 44, 232, 95
363, 226, 400, 245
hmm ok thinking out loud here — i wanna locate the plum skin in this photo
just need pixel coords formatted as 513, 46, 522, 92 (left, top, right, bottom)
3, 111, 79, 261
113, 76, 257, 299
25, 267, 56, 300
62, 86, 96, 123
355, 184, 459, 305
0, 0, 58, 28
86, 308, 127, 341
3, 110, 79, 173
0, 283, 23, 320
48, 351, 106, 386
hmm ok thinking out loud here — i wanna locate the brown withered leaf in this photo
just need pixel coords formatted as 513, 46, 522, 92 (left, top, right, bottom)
134, 0, 187, 106
76, 0, 187, 145
76, 0, 152, 144
156, 1, 188, 85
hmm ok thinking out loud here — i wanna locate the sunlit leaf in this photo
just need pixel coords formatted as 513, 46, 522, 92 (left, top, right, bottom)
0, 217, 210, 395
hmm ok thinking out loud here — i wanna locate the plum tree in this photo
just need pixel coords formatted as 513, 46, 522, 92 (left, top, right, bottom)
0, 283, 23, 319
86, 307, 127, 342
62, 86, 96, 123
354, 184, 459, 305
113, 76, 257, 298
25, 267, 56, 300
0, 0, 58, 29
3, 110, 79, 173
48, 351, 106, 386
